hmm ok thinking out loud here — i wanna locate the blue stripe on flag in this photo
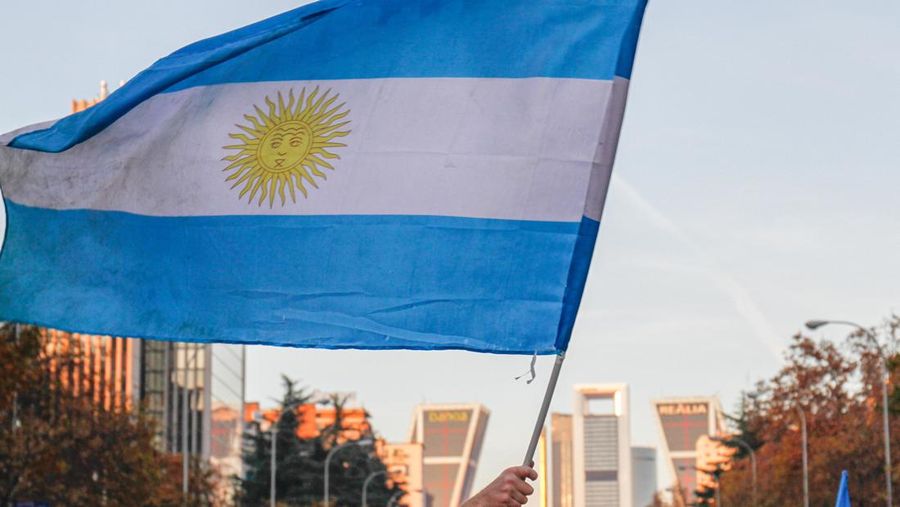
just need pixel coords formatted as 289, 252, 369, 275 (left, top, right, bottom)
0, 201, 598, 354
8, 0, 647, 153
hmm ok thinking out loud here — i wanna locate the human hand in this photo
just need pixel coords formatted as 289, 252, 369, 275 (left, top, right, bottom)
461, 466, 538, 507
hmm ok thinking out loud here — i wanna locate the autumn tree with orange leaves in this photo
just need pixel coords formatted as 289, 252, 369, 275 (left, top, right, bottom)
714, 316, 900, 507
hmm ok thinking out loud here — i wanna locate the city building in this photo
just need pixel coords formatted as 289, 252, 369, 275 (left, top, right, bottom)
550, 413, 574, 507
410, 403, 490, 507
630, 447, 656, 507
538, 428, 549, 507
207, 343, 246, 481
140, 341, 246, 483
572, 384, 632, 507
651, 397, 725, 505
244, 396, 373, 442
71, 80, 110, 113
378, 442, 425, 507
41, 328, 139, 412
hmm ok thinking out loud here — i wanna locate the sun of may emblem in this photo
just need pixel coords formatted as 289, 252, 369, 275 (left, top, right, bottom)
222, 87, 351, 206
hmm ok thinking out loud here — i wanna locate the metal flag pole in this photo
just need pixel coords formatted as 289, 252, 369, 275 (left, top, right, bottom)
522, 352, 566, 466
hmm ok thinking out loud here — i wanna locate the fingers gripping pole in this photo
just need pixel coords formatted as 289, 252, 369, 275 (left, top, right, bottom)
522, 352, 566, 466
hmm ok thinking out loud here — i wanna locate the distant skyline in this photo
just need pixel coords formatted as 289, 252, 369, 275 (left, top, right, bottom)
1, 0, 898, 492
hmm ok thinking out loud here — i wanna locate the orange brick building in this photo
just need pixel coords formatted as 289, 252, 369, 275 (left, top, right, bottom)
71, 80, 110, 113
245, 400, 373, 442
41, 328, 137, 412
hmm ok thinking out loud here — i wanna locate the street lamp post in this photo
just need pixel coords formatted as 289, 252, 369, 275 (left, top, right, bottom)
795, 408, 809, 507
806, 319, 892, 507
324, 438, 374, 506
712, 436, 757, 506
362, 470, 387, 507
269, 402, 304, 507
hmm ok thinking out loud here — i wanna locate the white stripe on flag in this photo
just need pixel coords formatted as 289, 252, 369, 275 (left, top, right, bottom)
0, 77, 627, 222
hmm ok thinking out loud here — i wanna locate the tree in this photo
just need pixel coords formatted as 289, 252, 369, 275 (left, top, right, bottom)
240, 377, 402, 506
0, 324, 162, 505
241, 376, 315, 504
718, 316, 900, 506
0, 323, 221, 506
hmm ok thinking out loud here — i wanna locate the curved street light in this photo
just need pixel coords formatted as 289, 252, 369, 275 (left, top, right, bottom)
362, 470, 387, 507
324, 438, 374, 506
806, 319, 892, 507
387, 490, 405, 507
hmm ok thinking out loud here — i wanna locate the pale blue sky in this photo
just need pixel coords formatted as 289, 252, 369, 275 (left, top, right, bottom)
1, 0, 898, 492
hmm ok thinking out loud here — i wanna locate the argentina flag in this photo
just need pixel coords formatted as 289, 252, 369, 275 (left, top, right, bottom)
0, 0, 648, 354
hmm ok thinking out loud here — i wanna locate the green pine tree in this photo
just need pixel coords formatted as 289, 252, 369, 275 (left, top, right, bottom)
239, 377, 401, 507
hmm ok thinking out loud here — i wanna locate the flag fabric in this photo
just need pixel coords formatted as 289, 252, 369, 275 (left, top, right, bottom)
835, 470, 851, 507
0, 0, 648, 354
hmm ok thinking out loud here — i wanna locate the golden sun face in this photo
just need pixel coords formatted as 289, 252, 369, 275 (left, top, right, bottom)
223, 87, 351, 207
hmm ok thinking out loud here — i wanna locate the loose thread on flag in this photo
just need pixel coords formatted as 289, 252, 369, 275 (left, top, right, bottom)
515, 352, 538, 384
